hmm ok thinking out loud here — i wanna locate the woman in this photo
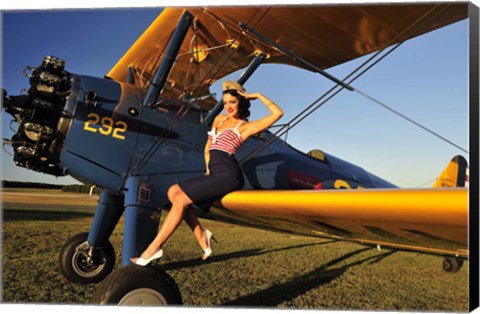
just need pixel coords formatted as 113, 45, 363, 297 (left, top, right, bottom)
131, 80, 283, 266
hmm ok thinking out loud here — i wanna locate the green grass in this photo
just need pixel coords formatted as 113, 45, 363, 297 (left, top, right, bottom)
1, 207, 469, 310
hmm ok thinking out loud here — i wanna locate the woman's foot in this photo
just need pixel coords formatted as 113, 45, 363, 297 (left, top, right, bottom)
131, 248, 163, 266
202, 229, 217, 260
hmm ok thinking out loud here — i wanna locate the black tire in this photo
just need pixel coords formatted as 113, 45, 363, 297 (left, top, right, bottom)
92, 265, 183, 305
442, 256, 464, 273
59, 232, 115, 284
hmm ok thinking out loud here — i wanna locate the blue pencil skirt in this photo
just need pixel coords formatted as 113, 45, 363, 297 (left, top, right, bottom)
178, 150, 244, 209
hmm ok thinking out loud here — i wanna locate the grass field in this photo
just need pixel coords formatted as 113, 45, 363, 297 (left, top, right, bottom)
1, 190, 470, 310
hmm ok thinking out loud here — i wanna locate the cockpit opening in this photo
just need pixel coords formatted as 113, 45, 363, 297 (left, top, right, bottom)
307, 149, 327, 162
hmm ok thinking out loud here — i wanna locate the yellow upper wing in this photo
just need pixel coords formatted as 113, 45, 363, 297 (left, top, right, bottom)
107, 4, 467, 110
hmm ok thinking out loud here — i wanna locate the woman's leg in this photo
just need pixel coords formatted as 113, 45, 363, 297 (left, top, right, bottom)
134, 184, 193, 260
183, 207, 208, 250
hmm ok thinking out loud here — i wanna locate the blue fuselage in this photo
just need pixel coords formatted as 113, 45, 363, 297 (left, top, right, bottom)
56, 74, 395, 209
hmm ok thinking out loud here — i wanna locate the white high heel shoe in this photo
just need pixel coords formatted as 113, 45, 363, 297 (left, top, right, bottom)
131, 249, 163, 266
202, 229, 217, 260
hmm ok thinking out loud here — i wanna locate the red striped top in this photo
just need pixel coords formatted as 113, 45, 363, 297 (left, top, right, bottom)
208, 117, 244, 155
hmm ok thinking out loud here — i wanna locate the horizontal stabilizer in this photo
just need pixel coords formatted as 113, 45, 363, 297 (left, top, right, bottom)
433, 155, 468, 188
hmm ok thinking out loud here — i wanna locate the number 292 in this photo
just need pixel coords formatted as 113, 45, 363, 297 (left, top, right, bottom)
83, 113, 128, 140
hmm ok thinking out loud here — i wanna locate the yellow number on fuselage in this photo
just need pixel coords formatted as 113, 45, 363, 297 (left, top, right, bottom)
334, 179, 364, 189
83, 113, 128, 140
99, 116, 114, 136
334, 179, 352, 189
84, 113, 100, 133
113, 121, 128, 140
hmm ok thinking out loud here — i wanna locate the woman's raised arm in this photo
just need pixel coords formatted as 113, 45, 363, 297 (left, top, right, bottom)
237, 91, 283, 140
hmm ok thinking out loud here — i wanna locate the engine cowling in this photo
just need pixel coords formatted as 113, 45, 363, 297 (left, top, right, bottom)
4, 55, 72, 176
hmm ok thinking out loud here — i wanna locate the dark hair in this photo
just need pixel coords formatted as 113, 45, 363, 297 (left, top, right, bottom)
223, 89, 250, 120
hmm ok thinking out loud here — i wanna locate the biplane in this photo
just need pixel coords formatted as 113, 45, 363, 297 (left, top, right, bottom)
2, 3, 473, 305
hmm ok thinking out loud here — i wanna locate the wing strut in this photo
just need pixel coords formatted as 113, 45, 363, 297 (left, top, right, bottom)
204, 51, 267, 126
143, 11, 193, 108
239, 22, 354, 92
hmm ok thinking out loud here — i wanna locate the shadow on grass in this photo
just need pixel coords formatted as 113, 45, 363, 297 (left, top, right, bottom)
160, 240, 339, 271
222, 247, 398, 306
3, 208, 94, 221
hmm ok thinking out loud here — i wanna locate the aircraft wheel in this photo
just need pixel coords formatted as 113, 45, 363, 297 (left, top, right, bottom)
442, 256, 464, 273
92, 265, 182, 305
59, 232, 115, 284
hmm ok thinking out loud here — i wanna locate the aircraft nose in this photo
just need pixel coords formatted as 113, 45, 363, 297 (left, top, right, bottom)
3, 55, 72, 176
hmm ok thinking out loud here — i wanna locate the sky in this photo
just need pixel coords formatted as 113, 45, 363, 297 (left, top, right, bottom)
0, 1, 474, 188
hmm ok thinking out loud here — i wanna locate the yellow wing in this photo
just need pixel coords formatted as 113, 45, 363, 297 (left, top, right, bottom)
106, 5, 469, 257
107, 4, 467, 110
220, 188, 468, 257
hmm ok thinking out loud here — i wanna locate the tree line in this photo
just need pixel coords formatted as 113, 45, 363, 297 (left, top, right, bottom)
2, 181, 101, 194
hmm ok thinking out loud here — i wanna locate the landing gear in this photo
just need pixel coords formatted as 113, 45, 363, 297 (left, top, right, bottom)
442, 256, 464, 273
59, 232, 115, 284
92, 265, 182, 305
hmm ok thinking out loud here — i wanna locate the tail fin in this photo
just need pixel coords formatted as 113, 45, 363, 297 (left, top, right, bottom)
433, 155, 469, 188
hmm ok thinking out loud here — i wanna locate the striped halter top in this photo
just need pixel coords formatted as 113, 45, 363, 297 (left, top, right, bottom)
208, 117, 244, 155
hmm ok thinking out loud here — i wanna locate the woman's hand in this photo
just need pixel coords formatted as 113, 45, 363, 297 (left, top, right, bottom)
237, 92, 283, 141
237, 90, 260, 101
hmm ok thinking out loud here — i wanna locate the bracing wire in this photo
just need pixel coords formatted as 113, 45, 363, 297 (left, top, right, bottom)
129, 29, 176, 175
416, 177, 438, 188
132, 8, 271, 175
353, 89, 469, 154
239, 3, 468, 164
